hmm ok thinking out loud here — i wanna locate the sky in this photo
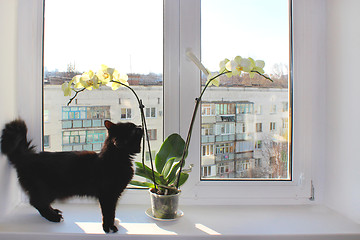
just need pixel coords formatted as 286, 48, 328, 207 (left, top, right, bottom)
44, 0, 289, 75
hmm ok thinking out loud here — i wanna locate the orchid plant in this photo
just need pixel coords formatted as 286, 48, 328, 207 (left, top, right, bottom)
62, 52, 272, 196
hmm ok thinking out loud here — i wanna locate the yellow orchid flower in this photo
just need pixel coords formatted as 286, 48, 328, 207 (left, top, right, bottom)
78, 70, 99, 90
206, 71, 220, 87
61, 82, 72, 96
249, 58, 265, 78
111, 70, 129, 90
97, 64, 116, 85
229, 56, 252, 76
219, 58, 232, 77
71, 75, 83, 89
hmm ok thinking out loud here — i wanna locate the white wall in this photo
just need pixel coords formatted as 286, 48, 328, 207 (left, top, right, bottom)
325, 0, 360, 224
0, 0, 22, 219
1, 0, 360, 225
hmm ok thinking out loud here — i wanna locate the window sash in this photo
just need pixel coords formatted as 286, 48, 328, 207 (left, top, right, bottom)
18, 0, 316, 204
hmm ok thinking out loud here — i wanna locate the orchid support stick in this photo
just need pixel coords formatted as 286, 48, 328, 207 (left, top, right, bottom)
175, 71, 229, 188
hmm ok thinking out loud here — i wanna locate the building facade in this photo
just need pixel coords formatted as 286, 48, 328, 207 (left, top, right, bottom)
44, 79, 289, 180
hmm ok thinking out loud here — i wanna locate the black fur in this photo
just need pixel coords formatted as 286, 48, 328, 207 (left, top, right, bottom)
1, 119, 143, 233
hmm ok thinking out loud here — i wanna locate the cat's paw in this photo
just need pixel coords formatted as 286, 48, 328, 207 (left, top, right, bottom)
103, 224, 118, 233
41, 210, 63, 222
53, 209, 62, 214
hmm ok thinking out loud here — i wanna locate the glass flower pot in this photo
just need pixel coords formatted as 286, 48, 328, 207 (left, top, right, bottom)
149, 189, 181, 219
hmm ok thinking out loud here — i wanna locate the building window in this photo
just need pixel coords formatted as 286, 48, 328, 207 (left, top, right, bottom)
44, 135, 50, 148
255, 140, 263, 149
202, 144, 214, 156
145, 107, 156, 118
237, 103, 253, 114
217, 123, 234, 135
61, 106, 109, 129
256, 123, 263, 133
270, 104, 277, 114
44, 110, 50, 123
237, 141, 253, 152
62, 130, 86, 145
62, 106, 85, 120
270, 122, 276, 131
147, 129, 157, 140
218, 163, 230, 175
121, 108, 132, 119
202, 166, 213, 177
237, 160, 250, 172
62, 129, 106, 152
282, 102, 289, 112
282, 118, 289, 129
202, 124, 214, 136
238, 122, 246, 133
87, 106, 110, 119
202, 103, 215, 116
216, 143, 234, 154
254, 105, 262, 115
216, 103, 236, 115
87, 130, 106, 143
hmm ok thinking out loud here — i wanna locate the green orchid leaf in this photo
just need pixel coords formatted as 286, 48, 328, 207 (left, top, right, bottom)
129, 180, 155, 189
134, 162, 166, 185
134, 167, 153, 181
173, 173, 189, 187
166, 161, 183, 184
155, 133, 186, 173
161, 157, 176, 179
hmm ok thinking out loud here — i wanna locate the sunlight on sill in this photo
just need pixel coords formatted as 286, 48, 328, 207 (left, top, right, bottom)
195, 223, 221, 235
74, 221, 221, 236
75, 219, 177, 235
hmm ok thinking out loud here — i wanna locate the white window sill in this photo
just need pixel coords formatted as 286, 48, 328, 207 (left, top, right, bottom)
0, 203, 359, 240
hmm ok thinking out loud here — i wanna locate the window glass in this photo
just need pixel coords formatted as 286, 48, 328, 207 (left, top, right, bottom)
201, 0, 291, 180
43, 0, 163, 163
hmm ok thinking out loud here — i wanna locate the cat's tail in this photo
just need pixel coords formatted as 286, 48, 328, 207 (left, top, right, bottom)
1, 119, 35, 164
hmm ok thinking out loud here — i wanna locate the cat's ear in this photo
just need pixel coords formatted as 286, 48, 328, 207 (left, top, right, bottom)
104, 120, 115, 130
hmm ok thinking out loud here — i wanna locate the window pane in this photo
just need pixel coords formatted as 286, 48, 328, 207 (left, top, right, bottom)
43, 0, 163, 163
201, 0, 291, 180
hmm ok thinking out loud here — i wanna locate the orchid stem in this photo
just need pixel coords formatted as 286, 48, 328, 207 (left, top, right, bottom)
67, 88, 86, 106
175, 70, 272, 188
66, 80, 158, 190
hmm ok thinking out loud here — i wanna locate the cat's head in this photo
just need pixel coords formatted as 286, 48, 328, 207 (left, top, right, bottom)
104, 120, 143, 154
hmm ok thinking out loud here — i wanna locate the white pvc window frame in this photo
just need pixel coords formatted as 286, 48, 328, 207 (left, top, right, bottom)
17, 0, 318, 205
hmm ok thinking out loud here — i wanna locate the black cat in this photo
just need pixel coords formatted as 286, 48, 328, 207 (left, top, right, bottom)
1, 119, 143, 233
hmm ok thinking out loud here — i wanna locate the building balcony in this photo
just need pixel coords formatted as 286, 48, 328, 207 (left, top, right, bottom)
215, 134, 235, 142
215, 153, 235, 162
236, 133, 254, 141
202, 135, 215, 143
235, 151, 254, 160
216, 115, 236, 122
61, 119, 110, 129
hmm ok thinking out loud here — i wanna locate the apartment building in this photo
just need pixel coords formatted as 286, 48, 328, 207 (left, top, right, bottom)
44, 76, 289, 180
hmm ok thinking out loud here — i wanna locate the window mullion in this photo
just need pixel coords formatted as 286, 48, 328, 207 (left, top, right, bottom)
164, 0, 181, 137
178, 0, 201, 194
